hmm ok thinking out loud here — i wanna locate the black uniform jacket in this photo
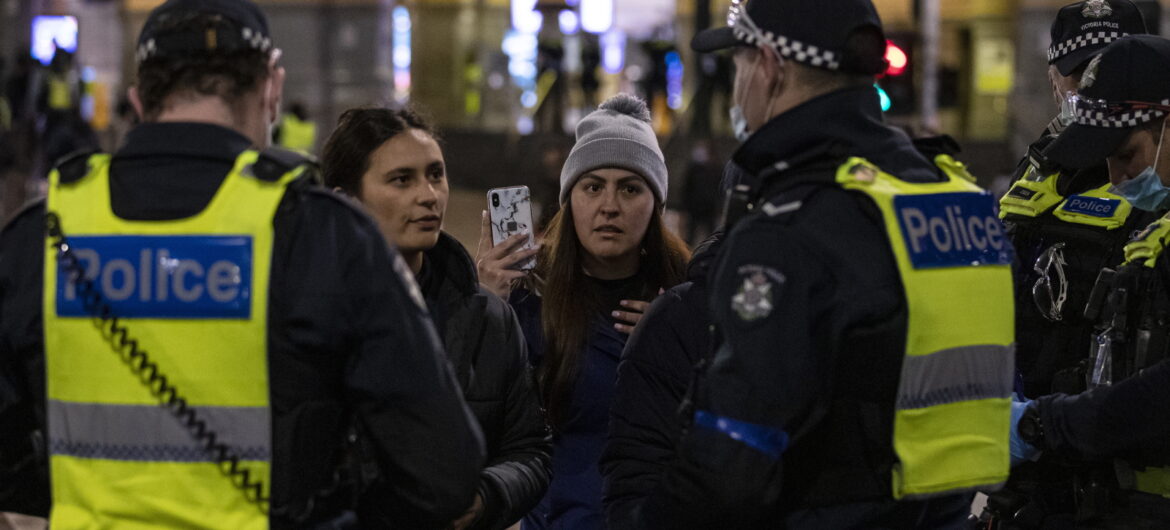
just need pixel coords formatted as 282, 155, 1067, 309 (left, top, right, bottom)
643, 86, 974, 529
419, 233, 552, 529
600, 232, 722, 529
1037, 359, 1170, 460
0, 123, 486, 528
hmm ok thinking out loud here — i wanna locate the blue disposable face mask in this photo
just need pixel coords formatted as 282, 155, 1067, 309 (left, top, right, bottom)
1111, 120, 1170, 211
729, 48, 781, 144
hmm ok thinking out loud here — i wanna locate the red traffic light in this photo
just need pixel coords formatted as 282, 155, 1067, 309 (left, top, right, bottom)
885, 41, 908, 76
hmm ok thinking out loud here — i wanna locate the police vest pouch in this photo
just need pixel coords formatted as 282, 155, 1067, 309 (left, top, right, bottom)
43, 152, 304, 529
836, 158, 1016, 500
1000, 167, 1063, 219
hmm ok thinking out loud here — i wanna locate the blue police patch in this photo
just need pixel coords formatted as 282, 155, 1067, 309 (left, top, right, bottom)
1061, 195, 1120, 218
893, 193, 1013, 269
57, 236, 252, 319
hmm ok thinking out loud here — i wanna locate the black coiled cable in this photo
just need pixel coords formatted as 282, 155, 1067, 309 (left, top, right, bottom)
46, 211, 288, 517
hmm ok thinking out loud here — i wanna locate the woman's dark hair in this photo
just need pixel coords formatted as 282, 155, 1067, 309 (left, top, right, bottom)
321, 107, 437, 197
135, 14, 271, 120
535, 202, 690, 430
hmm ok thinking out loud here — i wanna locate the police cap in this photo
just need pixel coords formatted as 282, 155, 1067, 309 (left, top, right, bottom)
1048, 0, 1147, 77
690, 0, 887, 75
136, 0, 273, 65
1044, 35, 1170, 169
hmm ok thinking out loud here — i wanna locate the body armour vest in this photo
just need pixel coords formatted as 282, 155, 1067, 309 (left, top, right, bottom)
835, 156, 1016, 499
999, 165, 1157, 397
44, 151, 304, 528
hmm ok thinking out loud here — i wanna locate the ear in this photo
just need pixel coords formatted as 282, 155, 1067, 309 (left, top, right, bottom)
127, 86, 146, 121
758, 45, 786, 94
266, 65, 286, 125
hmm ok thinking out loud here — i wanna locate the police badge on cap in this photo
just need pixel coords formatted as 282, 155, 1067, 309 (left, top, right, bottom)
1047, 0, 1147, 77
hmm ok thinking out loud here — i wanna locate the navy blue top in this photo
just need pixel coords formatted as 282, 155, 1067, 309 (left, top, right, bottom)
512, 275, 645, 530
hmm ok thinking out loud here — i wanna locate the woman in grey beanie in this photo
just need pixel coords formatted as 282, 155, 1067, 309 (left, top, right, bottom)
479, 93, 690, 529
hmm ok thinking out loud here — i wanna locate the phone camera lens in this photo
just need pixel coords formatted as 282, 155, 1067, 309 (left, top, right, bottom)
492, 193, 500, 207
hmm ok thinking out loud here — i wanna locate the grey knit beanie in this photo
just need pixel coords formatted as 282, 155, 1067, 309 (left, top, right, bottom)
559, 94, 667, 205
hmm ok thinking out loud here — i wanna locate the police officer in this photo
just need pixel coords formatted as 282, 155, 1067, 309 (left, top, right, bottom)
1007, 34, 1170, 529
0, 0, 485, 527
1000, 0, 1150, 402
639, 1, 1015, 528
989, 3, 1152, 526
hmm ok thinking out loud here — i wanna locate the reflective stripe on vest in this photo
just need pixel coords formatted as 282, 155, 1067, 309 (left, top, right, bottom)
278, 114, 316, 153
44, 151, 303, 529
836, 157, 1015, 500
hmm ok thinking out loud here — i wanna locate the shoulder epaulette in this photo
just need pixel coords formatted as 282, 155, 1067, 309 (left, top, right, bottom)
53, 149, 101, 184
253, 147, 319, 183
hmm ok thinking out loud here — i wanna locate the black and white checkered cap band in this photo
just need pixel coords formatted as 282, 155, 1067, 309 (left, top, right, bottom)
1074, 99, 1170, 128
732, 26, 841, 70
1048, 31, 1126, 62
135, 26, 273, 63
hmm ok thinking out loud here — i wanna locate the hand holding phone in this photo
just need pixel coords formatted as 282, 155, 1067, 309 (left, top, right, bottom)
476, 186, 539, 299
487, 186, 537, 270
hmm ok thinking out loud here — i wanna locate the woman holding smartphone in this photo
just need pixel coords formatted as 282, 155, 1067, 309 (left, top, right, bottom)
477, 94, 691, 529
321, 107, 552, 530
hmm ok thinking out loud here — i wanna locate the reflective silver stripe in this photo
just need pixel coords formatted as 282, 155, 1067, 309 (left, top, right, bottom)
896, 344, 1015, 410
48, 399, 270, 462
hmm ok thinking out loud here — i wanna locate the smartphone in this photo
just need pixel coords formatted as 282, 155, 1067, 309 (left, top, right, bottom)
487, 186, 536, 271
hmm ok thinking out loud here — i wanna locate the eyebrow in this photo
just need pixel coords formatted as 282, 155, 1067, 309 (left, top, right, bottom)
383, 159, 445, 176
580, 173, 643, 184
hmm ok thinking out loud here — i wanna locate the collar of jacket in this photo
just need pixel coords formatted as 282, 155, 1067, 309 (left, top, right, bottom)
421, 231, 479, 303
732, 85, 937, 184
116, 122, 253, 163
687, 230, 724, 283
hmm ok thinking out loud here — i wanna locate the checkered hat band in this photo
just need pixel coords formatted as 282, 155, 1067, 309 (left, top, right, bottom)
733, 27, 841, 70
1048, 31, 1126, 62
1074, 100, 1170, 128
136, 26, 273, 64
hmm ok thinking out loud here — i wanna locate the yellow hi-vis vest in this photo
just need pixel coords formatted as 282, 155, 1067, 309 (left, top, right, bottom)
44, 151, 303, 529
278, 114, 316, 154
836, 156, 1015, 499
999, 165, 1133, 230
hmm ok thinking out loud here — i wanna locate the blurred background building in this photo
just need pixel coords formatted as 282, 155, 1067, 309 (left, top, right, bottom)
1, 0, 1168, 242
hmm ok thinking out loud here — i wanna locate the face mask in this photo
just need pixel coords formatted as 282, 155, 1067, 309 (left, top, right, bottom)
1111, 120, 1170, 211
730, 106, 751, 143
730, 50, 765, 143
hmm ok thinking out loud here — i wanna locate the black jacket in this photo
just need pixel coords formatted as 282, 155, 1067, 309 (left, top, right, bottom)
600, 233, 722, 530
419, 233, 552, 530
644, 86, 973, 529
1037, 359, 1170, 461
0, 123, 485, 528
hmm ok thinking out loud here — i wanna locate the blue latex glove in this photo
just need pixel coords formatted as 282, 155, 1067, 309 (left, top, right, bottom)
1010, 400, 1042, 465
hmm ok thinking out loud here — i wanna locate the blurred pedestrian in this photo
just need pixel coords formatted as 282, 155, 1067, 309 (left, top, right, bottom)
273, 100, 316, 154
477, 93, 690, 529
0, 0, 484, 526
322, 106, 553, 530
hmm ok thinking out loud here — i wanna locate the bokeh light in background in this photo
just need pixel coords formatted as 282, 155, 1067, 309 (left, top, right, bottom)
392, 6, 412, 103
